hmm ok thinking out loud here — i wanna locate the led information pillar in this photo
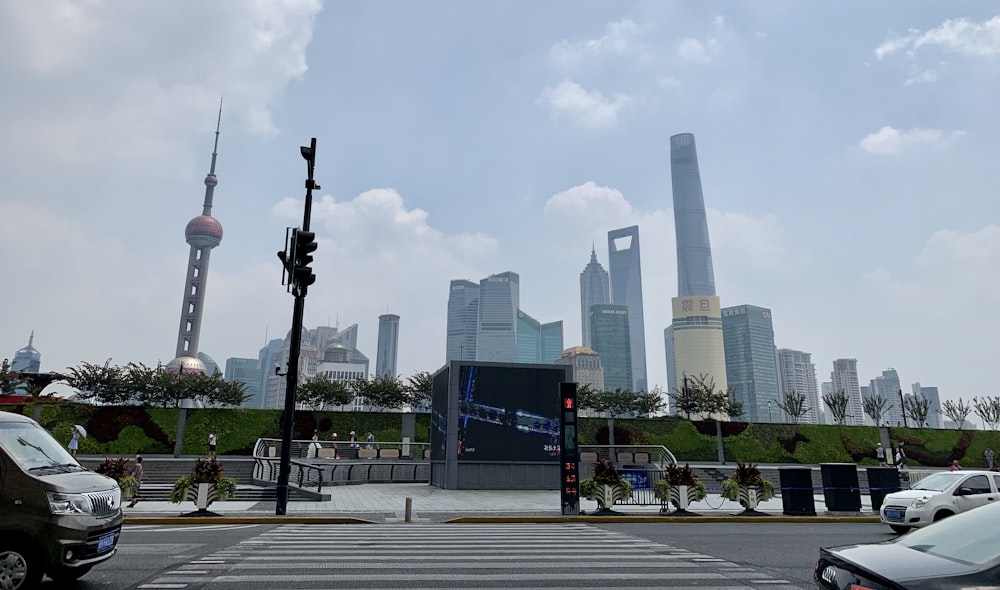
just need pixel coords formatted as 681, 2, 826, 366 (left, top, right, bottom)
559, 382, 579, 516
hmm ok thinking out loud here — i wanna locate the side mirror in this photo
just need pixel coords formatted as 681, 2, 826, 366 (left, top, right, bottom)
955, 487, 973, 496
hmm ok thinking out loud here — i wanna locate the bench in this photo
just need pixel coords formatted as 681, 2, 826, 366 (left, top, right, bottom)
357, 448, 377, 460
379, 449, 400, 459
580, 451, 599, 464
633, 452, 650, 463
617, 452, 634, 463
317, 448, 337, 459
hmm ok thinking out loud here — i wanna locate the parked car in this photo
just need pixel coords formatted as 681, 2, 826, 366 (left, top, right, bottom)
816, 500, 1000, 589
879, 470, 1000, 533
0, 412, 123, 589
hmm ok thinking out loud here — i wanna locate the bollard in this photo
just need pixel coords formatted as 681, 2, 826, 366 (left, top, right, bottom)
404, 497, 412, 523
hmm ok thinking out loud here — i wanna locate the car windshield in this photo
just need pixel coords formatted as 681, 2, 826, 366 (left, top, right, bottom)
0, 422, 80, 471
911, 472, 962, 492
896, 503, 1000, 565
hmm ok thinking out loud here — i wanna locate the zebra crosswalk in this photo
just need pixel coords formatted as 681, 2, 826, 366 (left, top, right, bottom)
137, 523, 800, 589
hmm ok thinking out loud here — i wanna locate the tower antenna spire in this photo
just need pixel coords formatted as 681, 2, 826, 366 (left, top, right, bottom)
202, 97, 223, 216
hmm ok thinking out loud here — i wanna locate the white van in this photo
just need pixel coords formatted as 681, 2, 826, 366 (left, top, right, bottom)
0, 412, 123, 588
880, 470, 1000, 533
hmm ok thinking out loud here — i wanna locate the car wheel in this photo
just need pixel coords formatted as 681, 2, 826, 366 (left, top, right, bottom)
0, 544, 43, 590
48, 565, 92, 585
933, 510, 954, 522
889, 525, 911, 534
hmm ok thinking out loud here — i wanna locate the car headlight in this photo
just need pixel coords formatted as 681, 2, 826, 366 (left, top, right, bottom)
911, 495, 932, 508
47, 492, 93, 515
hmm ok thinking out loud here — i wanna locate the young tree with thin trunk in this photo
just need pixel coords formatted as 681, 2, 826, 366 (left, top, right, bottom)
405, 371, 433, 411
902, 394, 931, 428
862, 393, 890, 426
941, 398, 973, 430
972, 396, 1000, 431
777, 390, 809, 424
822, 390, 851, 425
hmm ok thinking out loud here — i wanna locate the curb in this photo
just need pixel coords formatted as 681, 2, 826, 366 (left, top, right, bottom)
125, 516, 374, 525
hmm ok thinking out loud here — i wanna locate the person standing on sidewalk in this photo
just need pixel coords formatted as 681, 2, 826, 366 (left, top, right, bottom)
986, 448, 995, 470
208, 431, 218, 458
875, 443, 886, 466
128, 455, 143, 507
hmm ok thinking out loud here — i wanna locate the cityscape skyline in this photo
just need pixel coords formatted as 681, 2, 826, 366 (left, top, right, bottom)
3, 3, 999, 413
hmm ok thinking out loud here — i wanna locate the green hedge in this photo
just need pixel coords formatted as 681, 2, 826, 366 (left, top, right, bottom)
4, 403, 1000, 466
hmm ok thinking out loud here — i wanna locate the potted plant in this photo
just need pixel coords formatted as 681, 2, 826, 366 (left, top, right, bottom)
720, 461, 775, 514
580, 458, 632, 513
94, 457, 139, 502
654, 463, 707, 514
170, 457, 236, 513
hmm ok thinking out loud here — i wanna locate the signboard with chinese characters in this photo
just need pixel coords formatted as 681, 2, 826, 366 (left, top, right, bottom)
559, 382, 579, 516
671, 295, 721, 318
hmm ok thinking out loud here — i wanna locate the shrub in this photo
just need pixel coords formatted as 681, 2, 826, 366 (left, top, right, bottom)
720, 461, 775, 502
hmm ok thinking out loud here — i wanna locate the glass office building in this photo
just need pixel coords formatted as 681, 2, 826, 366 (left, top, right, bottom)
721, 305, 779, 422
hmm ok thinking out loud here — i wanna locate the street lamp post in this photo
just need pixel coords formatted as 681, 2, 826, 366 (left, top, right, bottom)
768, 400, 774, 422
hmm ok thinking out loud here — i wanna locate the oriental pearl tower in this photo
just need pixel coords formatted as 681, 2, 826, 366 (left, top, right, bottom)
166, 102, 225, 376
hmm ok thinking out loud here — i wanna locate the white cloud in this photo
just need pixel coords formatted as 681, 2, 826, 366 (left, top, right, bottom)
677, 37, 714, 63
537, 79, 631, 129
858, 126, 965, 155
904, 67, 937, 86
875, 17, 1000, 59
549, 18, 641, 66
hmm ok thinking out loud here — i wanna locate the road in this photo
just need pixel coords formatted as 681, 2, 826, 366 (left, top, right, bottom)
55, 521, 892, 589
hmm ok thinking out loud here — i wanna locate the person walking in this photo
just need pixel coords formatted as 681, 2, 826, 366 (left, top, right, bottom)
875, 443, 886, 466
67, 428, 80, 457
366, 432, 375, 449
949, 460, 962, 472
898, 443, 907, 467
985, 448, 995, 470
208, 431, 218, 458
128, 455, 144, 507
349, 431, 358, 449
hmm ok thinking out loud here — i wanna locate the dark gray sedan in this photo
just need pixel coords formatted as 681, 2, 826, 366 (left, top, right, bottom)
815, 500, 1000, 589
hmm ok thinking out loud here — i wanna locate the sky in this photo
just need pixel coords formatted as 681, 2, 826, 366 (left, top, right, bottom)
2, 1, 1000, 414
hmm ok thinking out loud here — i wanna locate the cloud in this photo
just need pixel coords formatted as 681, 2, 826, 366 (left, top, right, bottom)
537, 79, 631, 129
549, 18, 641, 66
677, 37, 713, 63
875, 16, 1000, 59
858, 126, 965, 155
904, 67, 937, 86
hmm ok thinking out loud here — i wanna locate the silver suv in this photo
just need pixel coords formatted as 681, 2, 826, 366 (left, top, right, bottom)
0, 412, 123, 588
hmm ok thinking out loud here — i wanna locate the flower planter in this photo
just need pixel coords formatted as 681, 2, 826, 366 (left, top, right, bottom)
185, 482, 221, 510
670, 484, 701, 511
586, 483, 631, 511
737, 485, 760, 511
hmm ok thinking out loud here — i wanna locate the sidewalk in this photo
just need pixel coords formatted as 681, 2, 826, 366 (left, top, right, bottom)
123, 483, 883, 524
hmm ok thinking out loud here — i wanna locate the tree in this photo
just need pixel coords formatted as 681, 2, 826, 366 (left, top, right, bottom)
941, 398, 973, 429
972, 396, 1000, 431
902, 394, 931, 428
0, 358, 23, 394
862, 393, 890, 426
405, 371, 433, 410
668, 375, 700, 420
298, 374, 355, 410
822, 390, 850, 425
66, 360, 133, 405
187, 371, 248, 407
578, 386, 665, 449
777, 390, 809, 423
668, 374, 734, 420
352, 374, 409, 411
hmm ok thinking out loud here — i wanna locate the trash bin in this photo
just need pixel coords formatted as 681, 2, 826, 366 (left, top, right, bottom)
779, 467, 816, 516
866, 467, 901, 512
820, 463, 862, 511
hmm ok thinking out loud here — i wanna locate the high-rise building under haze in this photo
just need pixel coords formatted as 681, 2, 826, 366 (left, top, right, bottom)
911, 383, 943, 428
665, 133, 727, 400
721, 305, 779, 422
869, 368, 904, 426
376, 313, 400, 377
579, 245, 610, 349
224, 358, 261, 407
446, 280, 480, 361
166, 103, 225, 377
590, 304, 632, 391
608, 226, 647, 392
831, 358, 864, 426
516, 310, 563, 364
11, 332, 41, 373
776, 348, 821, 424
476, 272, 519, 362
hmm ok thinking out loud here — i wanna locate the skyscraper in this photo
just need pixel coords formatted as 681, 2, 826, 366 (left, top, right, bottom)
579, 245, 610, 349
446, 280, 479, 361
666, 133, 727, 398
869, 368, 904, 426
476, 271, 519, 362
166, 103, 225, 376
224, 357, 262, 408
831, 358, 864, 426
608, 226, 647, 392
376, 313, 400, 377
776, 348, 820, 424
516, 310, 563, 364
11, 332, 41, 373
555, 346, 604, 395
721, 305, 779, 422
590, 304, 632, 391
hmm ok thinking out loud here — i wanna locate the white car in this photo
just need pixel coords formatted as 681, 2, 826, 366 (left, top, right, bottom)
880, 470, 1000, 533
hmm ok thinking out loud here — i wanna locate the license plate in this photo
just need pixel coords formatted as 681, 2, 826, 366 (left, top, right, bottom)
885, 509, 904, 519
97, 533, 115, 552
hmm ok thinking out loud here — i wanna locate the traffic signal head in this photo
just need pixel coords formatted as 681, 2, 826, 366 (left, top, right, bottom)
292, 229, 317, 288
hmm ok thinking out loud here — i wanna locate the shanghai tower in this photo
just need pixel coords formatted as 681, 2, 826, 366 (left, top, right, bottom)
664, 133, 727, 400
166, 102, 225, 376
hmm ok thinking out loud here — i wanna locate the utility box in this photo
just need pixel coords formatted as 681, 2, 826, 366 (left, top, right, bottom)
820, 463, 862, 511
779, 467, 816, 516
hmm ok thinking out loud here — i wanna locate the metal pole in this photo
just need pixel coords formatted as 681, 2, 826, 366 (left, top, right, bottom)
899, 389, 908, 428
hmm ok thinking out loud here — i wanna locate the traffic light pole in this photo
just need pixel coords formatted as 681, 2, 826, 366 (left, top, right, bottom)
276, 137, 319, 516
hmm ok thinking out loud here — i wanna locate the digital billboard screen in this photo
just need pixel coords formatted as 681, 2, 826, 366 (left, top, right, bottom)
456, 364, 565, 462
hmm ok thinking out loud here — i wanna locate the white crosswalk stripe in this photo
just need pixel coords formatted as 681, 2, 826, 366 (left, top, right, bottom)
143, 523, 799, 588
